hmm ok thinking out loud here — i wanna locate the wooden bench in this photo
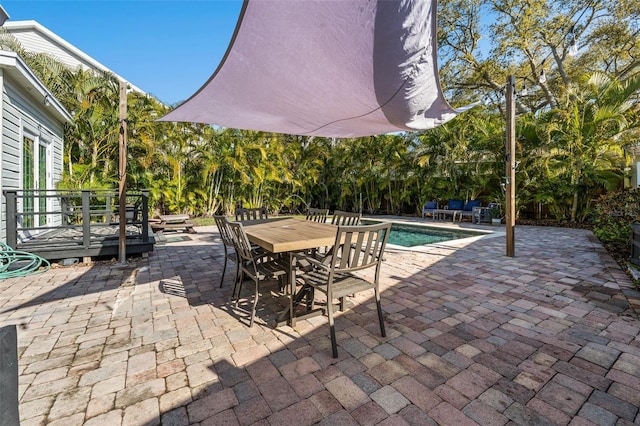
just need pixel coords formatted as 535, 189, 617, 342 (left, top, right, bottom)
151, 214, 196, 234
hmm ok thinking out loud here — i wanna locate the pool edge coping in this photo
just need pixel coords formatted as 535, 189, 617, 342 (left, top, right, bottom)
362, 216, 505, 253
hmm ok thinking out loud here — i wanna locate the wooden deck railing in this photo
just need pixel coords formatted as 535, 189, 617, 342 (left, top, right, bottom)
3, 189, 150, 249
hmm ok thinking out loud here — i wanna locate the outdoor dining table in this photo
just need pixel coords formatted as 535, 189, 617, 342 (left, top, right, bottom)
242, 217, 338, 327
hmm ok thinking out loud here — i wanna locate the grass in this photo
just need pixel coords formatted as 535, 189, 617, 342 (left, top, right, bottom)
190, 214, 301, 227
191, 217, 216, 226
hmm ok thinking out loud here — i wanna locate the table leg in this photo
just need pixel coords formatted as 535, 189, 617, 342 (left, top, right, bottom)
274, 252, 324, 328
289, 252, 295, 328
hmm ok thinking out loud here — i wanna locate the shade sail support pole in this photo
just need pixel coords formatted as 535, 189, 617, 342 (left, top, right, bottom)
505, 75, 516, 257
118, 81, 128, 264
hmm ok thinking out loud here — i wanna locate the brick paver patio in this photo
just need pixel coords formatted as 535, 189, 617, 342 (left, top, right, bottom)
1, 219, 639, 425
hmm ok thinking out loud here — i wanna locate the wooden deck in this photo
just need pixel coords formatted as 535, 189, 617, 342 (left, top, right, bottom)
4, 189, 156, 261
16, 224, 156, 261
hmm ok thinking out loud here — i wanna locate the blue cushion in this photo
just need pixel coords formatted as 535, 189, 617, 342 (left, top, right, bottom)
424, 201, 438, 209
448, 199, 464, 210
463, 199, 481, 211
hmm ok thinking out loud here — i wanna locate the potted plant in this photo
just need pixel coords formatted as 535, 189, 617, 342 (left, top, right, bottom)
489, 204, 502, 225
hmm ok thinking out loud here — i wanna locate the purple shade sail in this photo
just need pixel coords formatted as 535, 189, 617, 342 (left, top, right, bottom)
160, 0, 470, 137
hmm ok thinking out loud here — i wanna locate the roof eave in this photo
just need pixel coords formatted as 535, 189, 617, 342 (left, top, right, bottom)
0, 49, 73, 123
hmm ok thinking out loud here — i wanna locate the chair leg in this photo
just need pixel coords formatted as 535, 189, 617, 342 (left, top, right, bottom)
230, 264, 239, 302
375, 288, 386, 337
234, 270, 245, 308
249, 279, 259, 327
305, 286, 315, 311
219, 249, 228, 288
231, 262, 241, 302
277, 275, 286, 292
326, 298, 338, 358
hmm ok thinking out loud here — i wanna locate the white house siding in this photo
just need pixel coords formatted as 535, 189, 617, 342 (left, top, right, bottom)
5, 22, 95, 71
3, 21, 146, 94
1, 76, 64, 241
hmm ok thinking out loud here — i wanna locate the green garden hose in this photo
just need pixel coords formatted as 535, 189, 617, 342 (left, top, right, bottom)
0, 242, 50, 279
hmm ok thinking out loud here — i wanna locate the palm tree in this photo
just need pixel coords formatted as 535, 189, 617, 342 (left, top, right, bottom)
538, 73, 640, 222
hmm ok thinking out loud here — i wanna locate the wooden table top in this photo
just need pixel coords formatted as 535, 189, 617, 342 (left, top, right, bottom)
242, 218, 337, 253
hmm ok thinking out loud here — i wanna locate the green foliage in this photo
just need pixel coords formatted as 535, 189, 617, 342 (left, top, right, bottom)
489, 205, 503, 219
593, 188, 640, 264
8, 1, 640, 226
594, 221, 631, 245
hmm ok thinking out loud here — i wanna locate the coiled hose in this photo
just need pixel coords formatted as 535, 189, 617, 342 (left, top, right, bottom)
0, 241, 50, 279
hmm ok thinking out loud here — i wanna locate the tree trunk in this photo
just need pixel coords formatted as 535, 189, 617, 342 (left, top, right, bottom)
571, 190, 578, 222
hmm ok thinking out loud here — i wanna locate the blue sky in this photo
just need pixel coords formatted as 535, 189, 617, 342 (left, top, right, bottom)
2, 0, 243, 105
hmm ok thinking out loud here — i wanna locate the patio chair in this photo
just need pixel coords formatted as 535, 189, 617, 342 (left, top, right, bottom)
331, 210, 361, 225
305, 207, 329, 223
299, 210, 360, 272
235, 206, 268, 222
227, 221, 288, 327
296, 222, 392, 357
422, 201, 438, 219
213, 215, 239, 289
299, 207, 331, 264
454, 199, 482, 222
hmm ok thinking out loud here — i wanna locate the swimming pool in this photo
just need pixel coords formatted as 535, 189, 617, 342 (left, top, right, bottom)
362, 220, 485, 247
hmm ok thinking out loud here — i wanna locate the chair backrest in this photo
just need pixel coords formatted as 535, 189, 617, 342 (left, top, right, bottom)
447, 199, 464, 210
235, 206, 268, 222
306, 208, 329, 223
424, 201, 438, 210
226, 221, 257, 271
463, 199, 481, 211
331, 210, 361, 226
328, 222, 391, 275
213, 215, 234, 248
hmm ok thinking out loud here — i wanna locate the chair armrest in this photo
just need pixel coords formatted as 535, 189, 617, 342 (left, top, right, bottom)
292, 251, 331, 272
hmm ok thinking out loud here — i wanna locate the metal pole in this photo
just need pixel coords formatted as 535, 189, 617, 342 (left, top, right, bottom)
0, 325, 19, 426
81, 190, 91, 248
4, 191, 17, 248
118, 81, 127, 264
505, 75, 516, 257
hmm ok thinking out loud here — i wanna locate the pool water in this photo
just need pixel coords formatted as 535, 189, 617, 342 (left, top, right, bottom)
362, 221, 482, 247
